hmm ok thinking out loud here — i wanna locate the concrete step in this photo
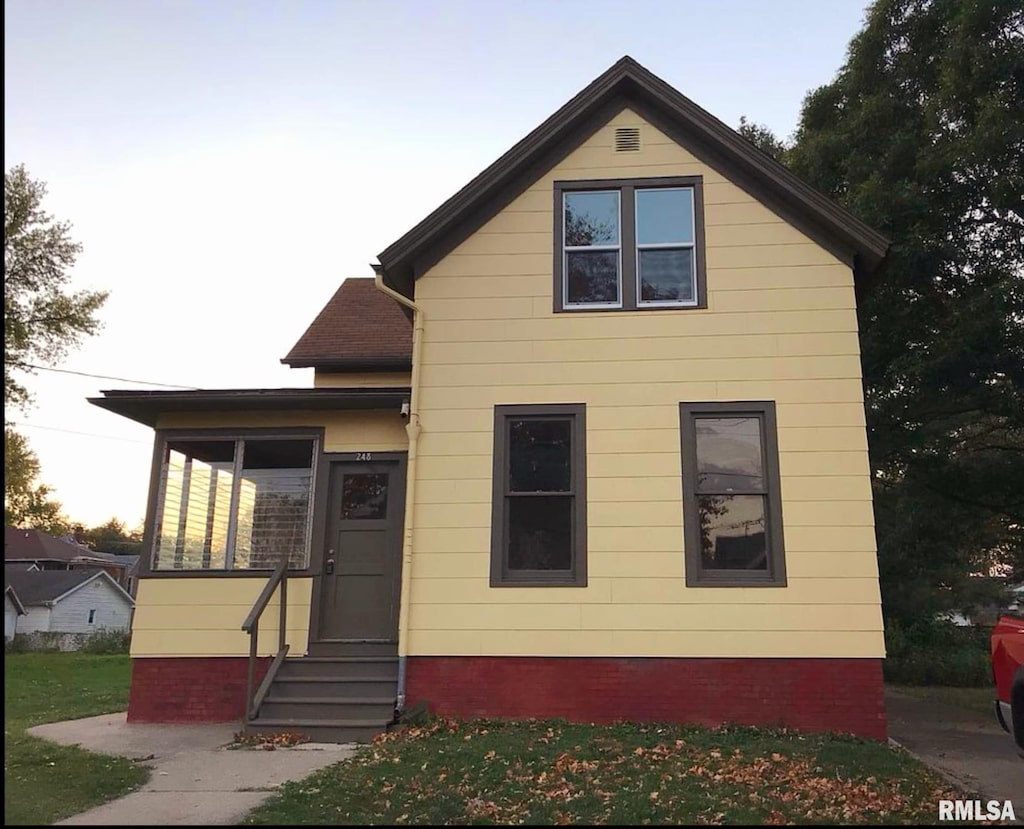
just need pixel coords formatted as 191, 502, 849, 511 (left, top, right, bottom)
277, 656, 398, 680
245, 717, 388, 744
271, 676, 398, 699
306, 641, 398, 658
258, 696, 395, 721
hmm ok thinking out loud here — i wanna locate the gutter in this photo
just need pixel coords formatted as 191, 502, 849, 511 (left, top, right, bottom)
373, 266, 423, 713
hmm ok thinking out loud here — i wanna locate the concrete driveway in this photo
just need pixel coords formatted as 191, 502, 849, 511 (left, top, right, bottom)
885, 688, 1022, 815
28, 713, 355, 825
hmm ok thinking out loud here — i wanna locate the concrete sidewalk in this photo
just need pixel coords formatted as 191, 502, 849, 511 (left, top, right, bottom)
29, 713, 355, 825
885, 689, 1022, 816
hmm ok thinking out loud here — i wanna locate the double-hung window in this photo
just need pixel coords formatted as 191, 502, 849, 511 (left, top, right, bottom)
490, 404, 587, 586
151, 432, 318, 571
555, 176, 706, 311
679, 402, 787, 586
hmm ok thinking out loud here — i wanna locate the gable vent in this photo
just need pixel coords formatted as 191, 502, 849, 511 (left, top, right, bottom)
614, 126, 641, 152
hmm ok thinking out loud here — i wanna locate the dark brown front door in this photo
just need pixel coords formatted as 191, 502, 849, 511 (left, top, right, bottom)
318, 460, 404, 641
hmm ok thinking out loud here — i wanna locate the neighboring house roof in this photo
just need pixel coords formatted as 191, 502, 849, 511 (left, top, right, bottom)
6, 527, 88, 564
375, 55, 890, 299
282, 278, 413, 370
5, 527, 130, 570
4, 581, 25, 614
105, 554, 141, 570
90, 387, 411, 427
3, 567, 134, 607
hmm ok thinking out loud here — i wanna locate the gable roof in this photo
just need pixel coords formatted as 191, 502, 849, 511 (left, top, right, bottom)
3, 567, 134, 607
5, 527, 129, 568
6, 527, 90, 564
4, 568, 27, 615
282, 278, 413, 370
376, 56, 889, 299
5, 584, 26, 615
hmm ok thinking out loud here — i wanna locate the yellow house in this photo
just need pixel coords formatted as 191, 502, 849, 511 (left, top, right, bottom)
92, 57, 889, 742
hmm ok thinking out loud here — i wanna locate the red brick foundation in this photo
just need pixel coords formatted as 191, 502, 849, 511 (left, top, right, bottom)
406, 657, 887, 740
128, 657, 269, 723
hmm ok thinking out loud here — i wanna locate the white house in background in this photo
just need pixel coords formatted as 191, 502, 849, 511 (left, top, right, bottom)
4, 583, 26, 641
3, 568, 134, 639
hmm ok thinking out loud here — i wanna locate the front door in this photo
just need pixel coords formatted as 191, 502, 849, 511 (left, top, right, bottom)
318, 459, 405, 641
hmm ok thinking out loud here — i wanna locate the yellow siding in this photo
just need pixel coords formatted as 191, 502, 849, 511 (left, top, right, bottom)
130, 577, 314, 657
134, 410, 406, 656
408, 106, 883, 659
314, 371, 412, 388
156, 409, 408, 453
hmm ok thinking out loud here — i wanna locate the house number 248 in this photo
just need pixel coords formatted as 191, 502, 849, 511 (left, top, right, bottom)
355, 452, 373, 461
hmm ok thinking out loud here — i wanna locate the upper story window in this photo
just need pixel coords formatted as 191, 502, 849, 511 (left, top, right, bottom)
151, 433, 318, 571
554, 176, 706, 312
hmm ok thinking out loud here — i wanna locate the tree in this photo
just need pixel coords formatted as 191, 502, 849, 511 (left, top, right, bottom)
4, 164, 107, 410
787, 0, 1024, 619
72, 517, 143, 556
736, 116, 788, 162
4, 427, 68, 535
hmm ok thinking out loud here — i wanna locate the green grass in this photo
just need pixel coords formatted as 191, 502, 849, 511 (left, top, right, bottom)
888, 684, 996, 718
244, 717, 963, 825
4, 653, 150, 825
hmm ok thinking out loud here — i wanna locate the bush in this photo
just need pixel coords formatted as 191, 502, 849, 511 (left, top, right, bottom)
79, 629, 131, 654
5, 634, 32, 653
4, 629, 131, 654
883, 617, 991, 686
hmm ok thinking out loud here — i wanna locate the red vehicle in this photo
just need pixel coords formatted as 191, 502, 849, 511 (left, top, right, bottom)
991, 614, 1024, 755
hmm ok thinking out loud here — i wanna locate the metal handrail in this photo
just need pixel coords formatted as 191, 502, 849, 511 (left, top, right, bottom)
242, 557, 290, 722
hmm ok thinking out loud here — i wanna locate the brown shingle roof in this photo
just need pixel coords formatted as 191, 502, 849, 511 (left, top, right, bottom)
6, 527, 99, 564
282, 278, 412, 370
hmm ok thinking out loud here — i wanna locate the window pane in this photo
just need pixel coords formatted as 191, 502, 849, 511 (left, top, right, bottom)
636, 187, 694, 244
233, 439, 314, 569
639, 248, 694, 303
564, 191, 619, 246
154, 441, 235, 570
698, 494, 767, 571
342, 473, 388, 519
508, 496, 572, 571
509, 419, 571, 492
566, 250, 619, 304
695, 417, 764, 492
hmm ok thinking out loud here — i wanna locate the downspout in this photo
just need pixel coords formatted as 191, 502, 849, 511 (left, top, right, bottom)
373, 266, 422, 713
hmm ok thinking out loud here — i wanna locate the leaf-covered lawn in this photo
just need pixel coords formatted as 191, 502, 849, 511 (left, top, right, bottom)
244, 717, 964, 825
4, 653, 149, 825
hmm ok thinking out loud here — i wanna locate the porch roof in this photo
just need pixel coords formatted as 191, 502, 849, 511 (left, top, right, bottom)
88, 387, 411, 428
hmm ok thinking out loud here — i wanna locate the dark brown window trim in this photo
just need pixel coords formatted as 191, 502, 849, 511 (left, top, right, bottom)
679, 401, 787, 587
139, 427, 324, 579
553, 176, 707, 313
490, 404, 587, 587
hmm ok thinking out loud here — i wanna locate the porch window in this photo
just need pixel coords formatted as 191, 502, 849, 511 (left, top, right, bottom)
490, 404, 587, 586
152, 435, 317, 571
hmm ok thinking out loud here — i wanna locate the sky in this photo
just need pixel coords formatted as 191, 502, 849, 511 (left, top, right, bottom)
4, 0, 870, 530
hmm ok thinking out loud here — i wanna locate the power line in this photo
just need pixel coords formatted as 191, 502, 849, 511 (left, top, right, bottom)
9, 421, 151, 444
8, 362, 200, 389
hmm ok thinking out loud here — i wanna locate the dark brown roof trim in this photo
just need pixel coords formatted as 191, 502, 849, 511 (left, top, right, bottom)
89, 387, 412, 428
376, 56, 889, 297
282, 357, 412, 372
